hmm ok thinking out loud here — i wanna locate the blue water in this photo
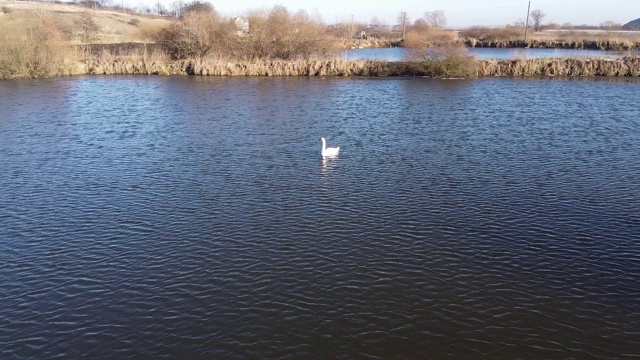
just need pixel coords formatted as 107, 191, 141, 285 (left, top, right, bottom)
1, 76, 639, 358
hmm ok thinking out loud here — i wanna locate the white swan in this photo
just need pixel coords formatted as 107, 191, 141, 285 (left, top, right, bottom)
321, 137, 340, 158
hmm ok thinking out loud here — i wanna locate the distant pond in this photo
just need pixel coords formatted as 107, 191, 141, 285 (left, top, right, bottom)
343, 47, 640, 61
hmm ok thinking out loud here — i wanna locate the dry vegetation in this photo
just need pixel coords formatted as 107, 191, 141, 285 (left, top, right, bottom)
407, 45, 476, 78
403, 27, 457, 48
459, 26, 640, 50
156, 5, 337, 61
78, 54, 640, 79
476, 57, 640, 77
0, 18, 75, 78
0, 0, 170, 43
0, 0, 639, 79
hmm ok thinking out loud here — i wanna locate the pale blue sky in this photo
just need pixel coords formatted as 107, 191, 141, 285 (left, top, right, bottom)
131, 0, 639, 28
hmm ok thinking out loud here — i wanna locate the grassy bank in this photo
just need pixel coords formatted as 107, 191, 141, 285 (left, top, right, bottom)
1, 1, 639, 79
459, 27, 640, 50
82, 58, 386, 76
1, 35, 639, 79
476, 57, 640, 77
465, 39, 640, 51
77, 56, 640, 78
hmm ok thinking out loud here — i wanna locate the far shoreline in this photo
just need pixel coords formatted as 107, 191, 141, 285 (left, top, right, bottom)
3, 0, 639, 80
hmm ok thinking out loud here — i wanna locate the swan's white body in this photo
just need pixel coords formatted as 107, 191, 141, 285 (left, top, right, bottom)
321, 137, 340, 158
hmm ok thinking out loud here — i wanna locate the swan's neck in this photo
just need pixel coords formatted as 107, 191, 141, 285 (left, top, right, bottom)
321, 138, 326, 152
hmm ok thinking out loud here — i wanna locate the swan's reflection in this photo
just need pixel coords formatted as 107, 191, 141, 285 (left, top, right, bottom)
321, 155, 338, 175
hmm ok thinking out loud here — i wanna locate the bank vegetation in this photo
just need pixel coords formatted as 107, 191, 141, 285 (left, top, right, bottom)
459, 26, 640, 51
79, 53, 640, 78
0, 0, 639, 79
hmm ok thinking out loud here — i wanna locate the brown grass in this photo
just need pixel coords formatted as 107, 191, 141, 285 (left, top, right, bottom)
82, 54, 393, 76
79, 55, 640, 78
459, 26, 523, 43
476, 57, 640, 77
0, 18, 78, 79
1, 1, 639, 79
408, 45, 476, 78
339, 38, 397, 49
527, 30, 640, 44
403, 28, 457, 48
0, 0, 170, 43
3, 36, 638, 78
460, 27, 640, 50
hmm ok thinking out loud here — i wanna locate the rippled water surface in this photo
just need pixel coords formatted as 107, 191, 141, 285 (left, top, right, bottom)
1, 76, 639, 359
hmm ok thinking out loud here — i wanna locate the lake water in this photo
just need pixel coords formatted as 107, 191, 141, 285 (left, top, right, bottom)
343, 47, 639, 61
1, 76, 639, 359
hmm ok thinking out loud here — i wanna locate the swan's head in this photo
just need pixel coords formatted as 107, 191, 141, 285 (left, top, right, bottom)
321, 137, 326, 142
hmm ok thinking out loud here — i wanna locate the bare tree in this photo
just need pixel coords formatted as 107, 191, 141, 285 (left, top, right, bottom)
370, 16, 381, 27
413, 18, 429, 32
243, 5, 334, 60
156, 4, 168, 16
169, 0, 184, 18
529, 9, 545, 31
182, 0, 214, 14
157, 10, 222, 59
74, 11, 101, 42
396, 11, 410, 28
600, 21, 621, 31
424, 10, 446, 28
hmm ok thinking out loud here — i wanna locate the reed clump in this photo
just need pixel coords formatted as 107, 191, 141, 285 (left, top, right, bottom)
459, 26, 523, 44
409, 45, 477, 78
18, 35, 637, 79
476, 57, 640, 77
65, 43, 393, 76
460, 27, 640, 50
402, 27, 458, 49
180, 59, 389, 76
82, 45, 180, 75
466, 39, 640, 51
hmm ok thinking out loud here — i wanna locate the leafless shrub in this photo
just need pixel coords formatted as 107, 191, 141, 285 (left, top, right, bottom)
530, 9, 546, 32
157, 11, 229, 60
158, 4, 337, 61
410, 44, 476, 78
423, 10, 446, 28
242, 6, 335, 60
0, 20, 74, 79
403, 27, 456, 48
74, 12, 101, 43
475, 57, 640, 77
459, 26, 522, 42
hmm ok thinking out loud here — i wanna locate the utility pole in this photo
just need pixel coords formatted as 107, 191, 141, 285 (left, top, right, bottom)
351, 14, 354, 39
401, 12, 407, 40
524, 1, 531, 42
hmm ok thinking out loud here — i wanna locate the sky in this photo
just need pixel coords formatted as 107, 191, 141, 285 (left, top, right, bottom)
129, 0, 640, 28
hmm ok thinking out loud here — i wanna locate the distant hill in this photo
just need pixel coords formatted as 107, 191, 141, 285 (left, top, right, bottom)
0, 0, 170, 44
623, 18, 640, 30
